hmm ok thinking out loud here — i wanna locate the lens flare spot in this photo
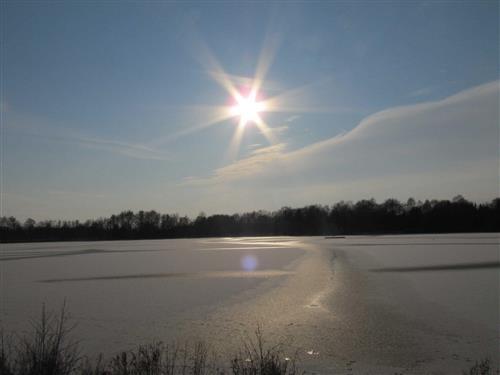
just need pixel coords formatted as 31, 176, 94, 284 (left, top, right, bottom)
241, 255, 258, 271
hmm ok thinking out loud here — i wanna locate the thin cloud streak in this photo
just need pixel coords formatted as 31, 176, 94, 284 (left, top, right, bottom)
6, 119, 168, 161
71, 136, 169, 160
184, 81, 499, 197
182, 143, 287, 186
409, 86, 435, 98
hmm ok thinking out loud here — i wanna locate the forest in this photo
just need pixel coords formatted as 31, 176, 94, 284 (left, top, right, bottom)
1, 196, 499, 242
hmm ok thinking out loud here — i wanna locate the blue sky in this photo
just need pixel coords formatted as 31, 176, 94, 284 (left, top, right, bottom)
2, 1, 499, 220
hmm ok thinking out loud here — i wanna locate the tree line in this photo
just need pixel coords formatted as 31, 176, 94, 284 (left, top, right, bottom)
1, 196, 498, 242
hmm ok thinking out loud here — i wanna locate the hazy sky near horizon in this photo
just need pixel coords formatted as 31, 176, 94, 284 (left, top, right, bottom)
1, 1, 499, 220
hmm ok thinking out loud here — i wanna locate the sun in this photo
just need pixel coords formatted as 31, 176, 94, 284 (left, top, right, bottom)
229, 92, 266, 126
163, 33, 325, 159
163, 34, 314, 158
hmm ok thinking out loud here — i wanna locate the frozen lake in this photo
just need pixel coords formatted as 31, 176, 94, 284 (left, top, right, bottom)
1, 234, 498, 374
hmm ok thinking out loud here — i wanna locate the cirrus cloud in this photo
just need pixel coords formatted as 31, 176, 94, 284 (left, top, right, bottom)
185, 80, 499, 204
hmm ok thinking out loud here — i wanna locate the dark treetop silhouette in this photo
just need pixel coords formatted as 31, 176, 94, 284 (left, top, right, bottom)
1, 196, 499, 243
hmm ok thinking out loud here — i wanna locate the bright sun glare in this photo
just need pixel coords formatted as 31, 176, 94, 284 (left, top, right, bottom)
171, 33, 318, 159
229, 92, 266, 126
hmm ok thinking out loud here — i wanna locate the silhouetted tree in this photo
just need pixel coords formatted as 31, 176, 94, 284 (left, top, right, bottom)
1, 197, 498, 242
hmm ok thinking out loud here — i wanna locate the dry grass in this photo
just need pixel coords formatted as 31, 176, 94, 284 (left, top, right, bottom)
463, 359, 493, 375
230, 326, 299, 375
1, 305, 495, 375
1, 302, 79, 375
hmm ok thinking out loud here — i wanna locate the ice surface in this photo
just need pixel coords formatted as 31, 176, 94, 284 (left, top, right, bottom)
1, 234, 498, 373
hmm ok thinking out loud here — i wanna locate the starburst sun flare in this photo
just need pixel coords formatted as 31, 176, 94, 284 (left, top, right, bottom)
160, 34, 327, 159
229, 91, 266, 126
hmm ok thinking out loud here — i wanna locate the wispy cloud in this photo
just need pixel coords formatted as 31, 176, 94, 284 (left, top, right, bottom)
6, 115, 169, 161
247, 143, 262, 150
409, 86, 436, 98
285, 115, 300, 123
269, 125, 289, 137
182, 143, 286, 186
68, 136, 169, 160
184, 80, 499, 202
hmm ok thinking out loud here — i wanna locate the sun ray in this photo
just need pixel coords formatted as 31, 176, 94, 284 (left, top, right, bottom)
227, 118, 247, 161
197, 43, 242, 100
151, 32, 338, 157
254, 115, 277, 145
260, 104, 348, 114
188, 33, 243, 100
258, 78, 345, 115
172, 108, 232, 138
250, 33, 281, 99
152, 106, 232, 146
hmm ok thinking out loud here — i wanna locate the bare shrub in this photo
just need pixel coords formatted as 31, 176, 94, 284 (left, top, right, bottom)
10, 302, 79, 375
230, 326, 300, 375
464, 359, 493, 375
